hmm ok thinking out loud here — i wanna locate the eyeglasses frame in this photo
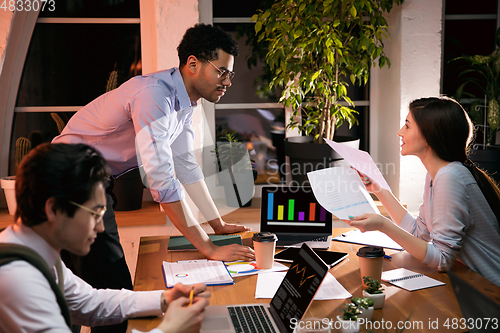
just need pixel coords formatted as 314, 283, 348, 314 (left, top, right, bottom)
203, 58, 235, 81
68, 200, 107, 224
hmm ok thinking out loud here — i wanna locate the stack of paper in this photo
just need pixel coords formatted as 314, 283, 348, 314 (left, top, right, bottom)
162, 260, 233, 288
224, 261, 288, 278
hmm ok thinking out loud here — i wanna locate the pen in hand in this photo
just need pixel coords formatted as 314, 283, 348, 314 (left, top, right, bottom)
188, 285, 194, 306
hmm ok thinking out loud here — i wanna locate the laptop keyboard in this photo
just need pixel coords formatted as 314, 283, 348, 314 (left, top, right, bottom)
278, 234, 330, 243
228, 305, 277, 333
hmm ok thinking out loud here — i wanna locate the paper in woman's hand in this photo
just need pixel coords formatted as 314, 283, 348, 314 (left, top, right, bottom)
307, 166, 380, 219
325, 139, 391, 191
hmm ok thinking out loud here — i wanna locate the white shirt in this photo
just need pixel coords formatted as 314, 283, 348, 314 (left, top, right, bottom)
53, 68, 204, 204
0, 224, 164, 333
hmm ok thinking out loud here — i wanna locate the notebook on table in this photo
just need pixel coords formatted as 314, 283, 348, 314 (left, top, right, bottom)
381, 268, 445, 291
200, 243, 330, 333
167, 235, 242, 251
260, 186, 333, 249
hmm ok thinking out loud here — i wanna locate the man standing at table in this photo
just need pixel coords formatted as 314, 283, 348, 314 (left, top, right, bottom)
0, 143, 209, 333
52, 24, 254, 332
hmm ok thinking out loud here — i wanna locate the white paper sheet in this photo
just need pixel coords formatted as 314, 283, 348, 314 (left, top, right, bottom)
307, 166, 380, 219
255, 271, 352, 300
224, 261, 289, 278
325, 139, 391, 191
333, 229, 403, 250
162, 259, 233, 287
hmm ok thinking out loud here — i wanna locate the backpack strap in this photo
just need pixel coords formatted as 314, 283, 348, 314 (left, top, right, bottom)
0, 243, 71, 328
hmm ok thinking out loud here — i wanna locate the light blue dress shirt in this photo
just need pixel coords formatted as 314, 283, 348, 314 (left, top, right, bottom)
400, 161, 500, 286
53, 68, 204, 203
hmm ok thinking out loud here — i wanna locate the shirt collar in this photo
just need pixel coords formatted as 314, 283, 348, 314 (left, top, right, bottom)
10, 223, 60, 269
171, 68, 198, 111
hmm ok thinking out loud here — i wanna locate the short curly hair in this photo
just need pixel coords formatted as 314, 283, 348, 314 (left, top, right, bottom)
15, 143, 109, 226
177, 23, 239, 66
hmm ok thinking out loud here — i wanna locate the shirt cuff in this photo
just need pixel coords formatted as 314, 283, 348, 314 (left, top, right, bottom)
150, 178, 186, 203
399, 212, 416, 232
131, 290, 164, 318
422, 242, 440, 268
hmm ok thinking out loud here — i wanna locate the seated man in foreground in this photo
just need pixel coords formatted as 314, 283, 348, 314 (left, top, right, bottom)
0, 143, 209, 332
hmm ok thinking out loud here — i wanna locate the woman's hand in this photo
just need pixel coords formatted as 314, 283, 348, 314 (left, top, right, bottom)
354, 169, 383, 194
344, 213, 391, 233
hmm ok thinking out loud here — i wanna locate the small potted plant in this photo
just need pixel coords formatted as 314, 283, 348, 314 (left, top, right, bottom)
213, 131, 255, 207
337, 302, 361, 333
351, 296, 374, 321
362, 276, 385, 309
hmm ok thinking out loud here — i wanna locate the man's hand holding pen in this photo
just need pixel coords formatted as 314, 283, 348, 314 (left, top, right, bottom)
161, 283, 210, 312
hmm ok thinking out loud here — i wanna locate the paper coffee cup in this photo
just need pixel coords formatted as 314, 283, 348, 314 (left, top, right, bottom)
356, 246, 385, 288
252, 232, 278, 269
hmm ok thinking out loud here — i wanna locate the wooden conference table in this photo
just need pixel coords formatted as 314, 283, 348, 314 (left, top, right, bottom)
127, 208, 500, 332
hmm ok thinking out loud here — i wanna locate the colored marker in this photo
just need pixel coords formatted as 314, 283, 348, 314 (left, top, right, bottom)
384, 255, 392, 260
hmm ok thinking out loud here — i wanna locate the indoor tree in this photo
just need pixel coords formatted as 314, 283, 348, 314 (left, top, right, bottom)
251, 0, 404, 143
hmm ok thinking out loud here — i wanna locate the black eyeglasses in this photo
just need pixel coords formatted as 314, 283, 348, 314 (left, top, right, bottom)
69, 201, 107, 224
205, 58, 235, 81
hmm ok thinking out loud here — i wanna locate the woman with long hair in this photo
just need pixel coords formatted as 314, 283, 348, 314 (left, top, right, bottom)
348, 96, 500, 287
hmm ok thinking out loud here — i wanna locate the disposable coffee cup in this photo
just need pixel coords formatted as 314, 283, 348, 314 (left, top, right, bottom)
252, 232, 278, 269
356, 246, 385, 288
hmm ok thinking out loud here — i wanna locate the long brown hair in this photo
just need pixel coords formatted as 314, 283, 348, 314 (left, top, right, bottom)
409, 96, 500, 227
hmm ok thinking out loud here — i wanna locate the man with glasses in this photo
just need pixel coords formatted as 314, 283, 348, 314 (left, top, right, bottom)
52, 23, 254, 333
0, 143, 210, 332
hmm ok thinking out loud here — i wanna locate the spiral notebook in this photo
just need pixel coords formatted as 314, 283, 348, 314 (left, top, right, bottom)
381, 268, 445, 291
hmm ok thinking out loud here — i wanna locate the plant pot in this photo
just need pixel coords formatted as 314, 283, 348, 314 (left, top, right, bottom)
357, 306, 374, 321
271, 130, 286, 182
1, 176, 16, 215
284, 136, 359, 186
362, 290, 385, 309
113, 168, 144, 211
469, 148, 500, 184
336, 315, 360, 333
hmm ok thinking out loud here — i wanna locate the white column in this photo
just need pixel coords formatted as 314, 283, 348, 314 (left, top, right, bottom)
370, 0, 443, 214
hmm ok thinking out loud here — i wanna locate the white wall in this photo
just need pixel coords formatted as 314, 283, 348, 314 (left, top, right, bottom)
0, 11, 13, 76
0, 10, 13, 209
371, 0, 443, 214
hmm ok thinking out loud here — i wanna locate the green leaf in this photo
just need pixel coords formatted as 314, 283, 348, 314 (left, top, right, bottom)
350, 6, 357, 18
255, 21, 262, 34
312, 70, 321, 81
327, 49, 334, 65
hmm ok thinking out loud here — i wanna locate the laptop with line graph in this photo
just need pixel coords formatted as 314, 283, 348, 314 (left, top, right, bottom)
200, 243, 329, 333
260, 186, 333, 249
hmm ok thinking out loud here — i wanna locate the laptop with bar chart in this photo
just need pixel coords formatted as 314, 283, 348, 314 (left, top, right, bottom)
260, 186, 333, 249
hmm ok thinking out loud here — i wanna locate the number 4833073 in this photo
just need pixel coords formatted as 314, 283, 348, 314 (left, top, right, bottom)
1, 0, 55, 12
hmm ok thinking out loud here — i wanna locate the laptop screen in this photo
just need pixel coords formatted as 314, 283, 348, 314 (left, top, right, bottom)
270, 243, 329, 333
261, 186, 333, 234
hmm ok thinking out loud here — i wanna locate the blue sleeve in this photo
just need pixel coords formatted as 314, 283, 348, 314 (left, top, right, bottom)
130, 86, 185, 203
171, 109, 204, 185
